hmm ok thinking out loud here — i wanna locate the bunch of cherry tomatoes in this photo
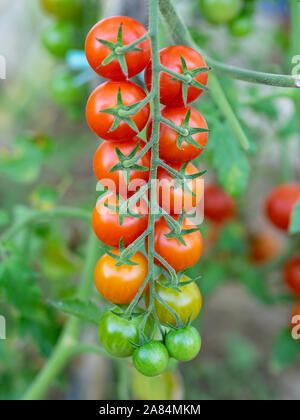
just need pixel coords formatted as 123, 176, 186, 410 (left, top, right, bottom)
84, 15, 209, 376
199, 0, 255, 37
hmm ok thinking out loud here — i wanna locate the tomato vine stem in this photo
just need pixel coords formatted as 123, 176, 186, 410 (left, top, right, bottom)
159, 0, 300, 89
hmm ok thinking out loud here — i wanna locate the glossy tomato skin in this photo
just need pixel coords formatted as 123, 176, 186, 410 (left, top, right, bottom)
265, 184, 300, 231
93, 137, 151, 196
165, 326, 201, 362
199, 0, 242, 25
146, 275, 202, 325
204, 183, 235, 223
94, 250, 148, 304
150, 217, 203, 272
157, 163, 204, 214
85, 16, 151, 80
132, 341, 169, 377
40, 0, 82, 20
147, 106, 208, 164
92, 193, 148, 248
284, 256, 300, 296
86, 81, 150, 141
42, 21, 78, 57
144, 46, 208, 107
98, 307, 151, 358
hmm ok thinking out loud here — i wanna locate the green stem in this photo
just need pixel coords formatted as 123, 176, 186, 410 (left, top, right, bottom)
159, 0, 299, 88
158, 0, 250, 150
290, 0, 300, 179
116, 360, 130, 400
0, 207, 91, 244
22, 232, 101, 400
147, 0, 161, 331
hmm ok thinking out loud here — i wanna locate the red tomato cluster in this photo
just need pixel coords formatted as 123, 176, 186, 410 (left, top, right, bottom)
85, 15, 207, 376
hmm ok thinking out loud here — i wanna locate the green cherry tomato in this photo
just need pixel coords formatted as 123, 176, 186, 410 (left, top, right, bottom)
228, 15, 253, 37
146, 275, 202, 326
42, 21, 79, 57
133, 341, 169, 377
40, 0, 82, 20
165, 326, 201, 362
199, 0, 242, 25
98, 308, 151, 358
50, 69, 87, 106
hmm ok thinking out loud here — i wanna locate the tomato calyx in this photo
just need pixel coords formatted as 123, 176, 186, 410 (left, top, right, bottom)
163, 211, 200, 246
109, 140, 149, 185
162, 311, 194, 331
95, 23, 146, 78
160, 107, 209, 150
161, 55, 211, 105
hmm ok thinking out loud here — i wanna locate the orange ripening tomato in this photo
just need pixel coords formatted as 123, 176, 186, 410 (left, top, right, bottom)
146, 106, 208, 164
147, 217, 203, 273
86, 81, 150, 141
92, 193, 148, 248
157, 163, 204, 214
249, 231, 282, 264
94, 250, 148, 304
93, 137, 151, 196
265, 183, 300, 231
85, 16, 151, 80
204, 183, 235, 224
284, 255, 300, 296
144, 45, 208, 107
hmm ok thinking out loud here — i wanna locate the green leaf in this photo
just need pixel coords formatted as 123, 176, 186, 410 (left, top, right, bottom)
270, 328, 300, 372
206, 123, 250, 197
289, 199, 300, 234
51, 299, 103, 325
0, 134, 52, 184
0, 255, 43, 320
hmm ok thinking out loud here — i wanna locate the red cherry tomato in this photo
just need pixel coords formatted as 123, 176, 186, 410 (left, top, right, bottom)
157, 162, 204, 214
249, 231, 282, 264
86, 81, 150, 141
94, 250, 148, 304
85, 16, 151, 80
204, 183, 235, 223
93, 137, 151, 196
147, 216, 203, 273
144, 45, 208, 107
147, 106, 208, 164
284, 255, 300, 296
92, 192, 149, 248
265, 183, 300, 231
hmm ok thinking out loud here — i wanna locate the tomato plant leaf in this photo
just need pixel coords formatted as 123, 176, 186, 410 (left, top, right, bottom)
270, 328, 300, 372
205, 123, 250, 197
51, 299, 103, 325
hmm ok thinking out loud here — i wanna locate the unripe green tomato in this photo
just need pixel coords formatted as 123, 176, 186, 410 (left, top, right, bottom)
228, 14, 253, 37
165, 326, 201, 362
40, 0, 82, 20
146, 275, 202, 326
132, 341, 169, 377
50, 69, 86, 106
98, 308, 151, 358
42, 21, 78, 57
199, 0, 243, 24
